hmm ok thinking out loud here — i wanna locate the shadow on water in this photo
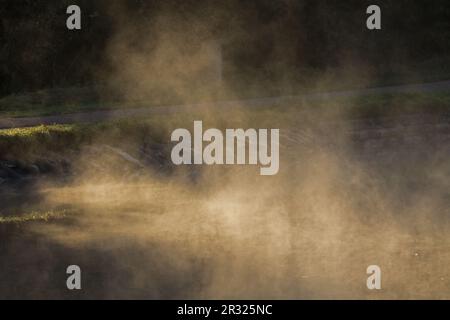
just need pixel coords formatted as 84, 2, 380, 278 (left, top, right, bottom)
0, 219, 209, 299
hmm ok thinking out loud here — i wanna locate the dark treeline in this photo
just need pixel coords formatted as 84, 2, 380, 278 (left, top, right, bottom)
1, 0, 450, 97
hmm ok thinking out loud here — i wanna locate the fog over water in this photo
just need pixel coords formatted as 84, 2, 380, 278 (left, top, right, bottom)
0, 1, 449, 299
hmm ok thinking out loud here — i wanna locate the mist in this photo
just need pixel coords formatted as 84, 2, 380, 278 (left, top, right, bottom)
1, 0, 449, 300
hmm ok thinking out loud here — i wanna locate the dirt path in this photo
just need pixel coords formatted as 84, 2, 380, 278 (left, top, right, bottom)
1, 80, 450, 129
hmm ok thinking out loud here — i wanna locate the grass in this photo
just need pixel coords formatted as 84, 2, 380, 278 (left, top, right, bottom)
0, 209, 77, 224
1, 76, 450, 119
0, 85, 225, 118
0, 124, 76, 138
0, 91, 449, 161
342, 92, 450, 118
0, 117, 174, 160
0, 124, 91, 160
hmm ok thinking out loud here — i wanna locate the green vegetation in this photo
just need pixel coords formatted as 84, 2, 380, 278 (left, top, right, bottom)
342, 91, 450, 118
0, 209, 77, 224
0, 118, 172, 160
1, 84, 450, 119
0, 124, 91, 160
0, 87, 121, 118
0, 91, 449, 161
3, 1, 450, 98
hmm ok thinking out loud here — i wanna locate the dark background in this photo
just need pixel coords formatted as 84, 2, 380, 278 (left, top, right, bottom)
1, 0, 450, 98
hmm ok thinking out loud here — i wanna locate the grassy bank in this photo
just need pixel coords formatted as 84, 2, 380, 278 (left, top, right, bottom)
1, 91, 449, 161
1, 79, 450, 119
0, 209, 77, 225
